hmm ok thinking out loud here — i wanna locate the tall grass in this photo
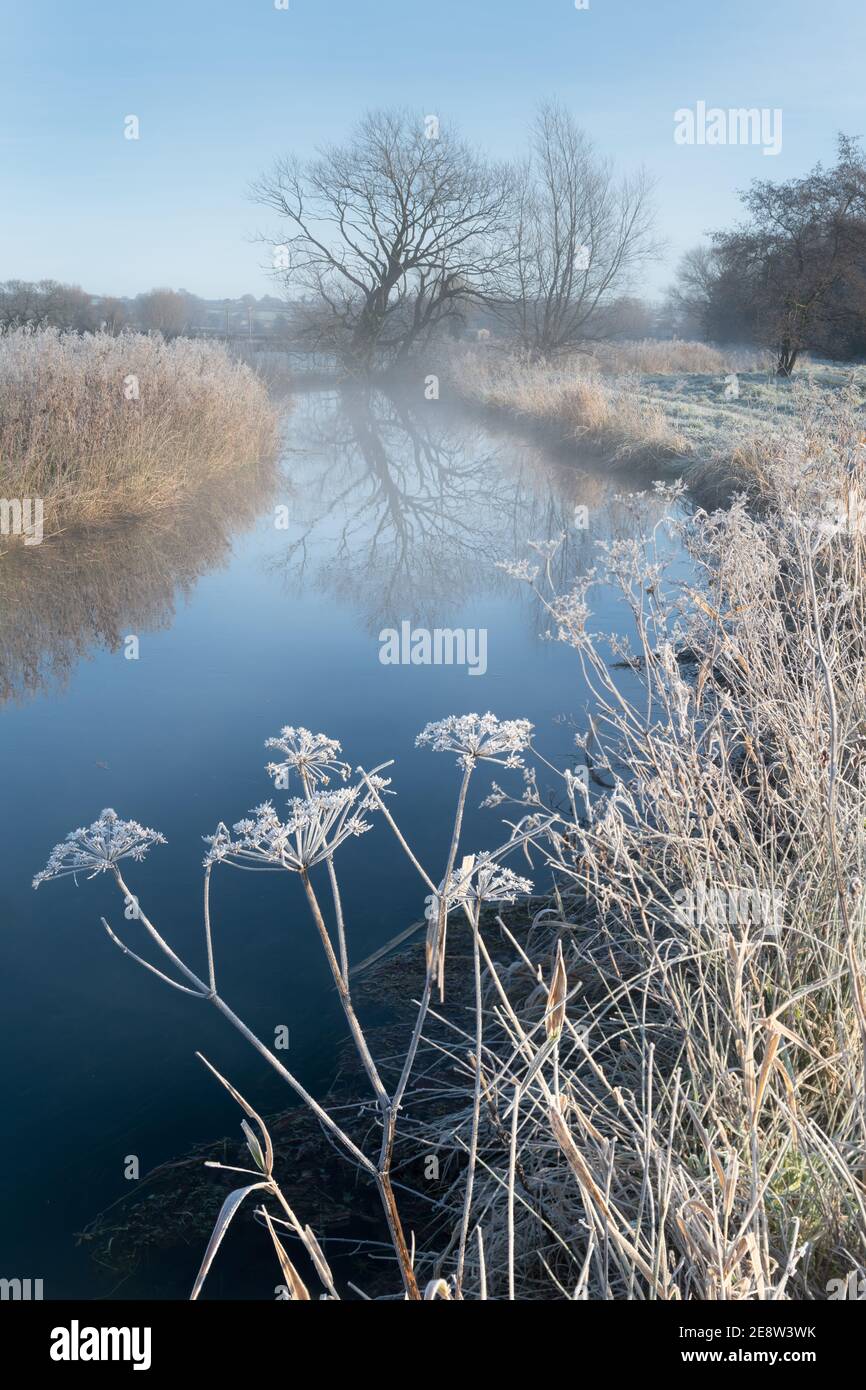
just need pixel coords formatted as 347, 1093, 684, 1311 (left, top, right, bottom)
408, 397, 866, 1299
0, 328, 279, 535
451, 347, 692, 466
447, 342, 837, 494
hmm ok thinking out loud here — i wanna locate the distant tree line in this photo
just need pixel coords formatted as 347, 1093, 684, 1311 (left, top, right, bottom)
7, 122, 863, 377
0, 283, 294, 340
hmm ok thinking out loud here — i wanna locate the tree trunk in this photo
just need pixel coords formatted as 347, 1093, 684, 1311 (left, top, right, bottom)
776, 344, 799, 377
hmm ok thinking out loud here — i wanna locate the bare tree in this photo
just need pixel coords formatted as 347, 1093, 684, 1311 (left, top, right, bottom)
52, 284, 98, 333
711, 136, 866, 375
0, 279, 53, 328
136, 287, 190, 339
663, 244, 754, 346
494, 103, 660, 357
0, 279, 96, 332
252, 109, 511, 370
671, 138, 866, 373
97, 297, 127, 334
661, 246, 718, 340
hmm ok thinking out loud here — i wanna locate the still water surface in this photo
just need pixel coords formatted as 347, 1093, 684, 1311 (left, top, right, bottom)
0, 387, 683, 1297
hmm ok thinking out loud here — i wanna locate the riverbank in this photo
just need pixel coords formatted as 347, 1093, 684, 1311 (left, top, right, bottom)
0, 328, 280, 540
377, 413, 866, 1299
444, 342, 866, 504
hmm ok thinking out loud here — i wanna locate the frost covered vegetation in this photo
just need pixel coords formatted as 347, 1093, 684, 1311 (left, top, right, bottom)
450, 341, 866, 493
33, 389, 866, 1299
0, 328, 279, 535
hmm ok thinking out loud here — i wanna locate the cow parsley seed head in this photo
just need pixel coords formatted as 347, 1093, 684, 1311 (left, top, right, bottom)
527, 536, 565, 560
480, 781, 508, 808
33, 808, 167, 889
496, 558, 540, 583
202, 821, 236, 868
204, 782, 384, 872
264, 726, 350, 789
474, 862, 533, 903
434, 855, 533, 912
416, 713, 533, 769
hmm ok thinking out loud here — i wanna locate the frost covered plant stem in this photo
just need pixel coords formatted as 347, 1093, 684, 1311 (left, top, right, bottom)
299, 865, 389, 1111
108, 862, 374, 1172
37, 805, 407, 1289
413, 714, 533, 1001
190, 1054, 338, 1302
448, 861, 532, 1296
34, 718, 535, 1301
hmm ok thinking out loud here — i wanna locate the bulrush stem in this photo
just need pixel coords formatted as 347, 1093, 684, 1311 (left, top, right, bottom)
325, 857, 350, 985
806, 555, 866, 1152
377, 1170, 420, 1301
433, 761, 474, 1003
371, 762, 475, 1295
203, 865, 216, 993
387, 761, 475, 1139
297, 766, 351, 985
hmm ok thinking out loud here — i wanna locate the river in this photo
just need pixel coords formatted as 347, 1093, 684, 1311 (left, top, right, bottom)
0, 384, 684, 1297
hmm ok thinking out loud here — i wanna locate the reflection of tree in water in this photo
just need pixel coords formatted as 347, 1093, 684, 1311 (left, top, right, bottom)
0, 463, 278, 704
0, 389, 674, 705
269, 387, 667, 632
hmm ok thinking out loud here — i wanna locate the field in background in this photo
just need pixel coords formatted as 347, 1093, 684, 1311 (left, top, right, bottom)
449, 340, 866, 496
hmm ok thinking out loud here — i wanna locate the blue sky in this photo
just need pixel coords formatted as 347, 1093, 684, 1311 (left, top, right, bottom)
1, 0, 862, 299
